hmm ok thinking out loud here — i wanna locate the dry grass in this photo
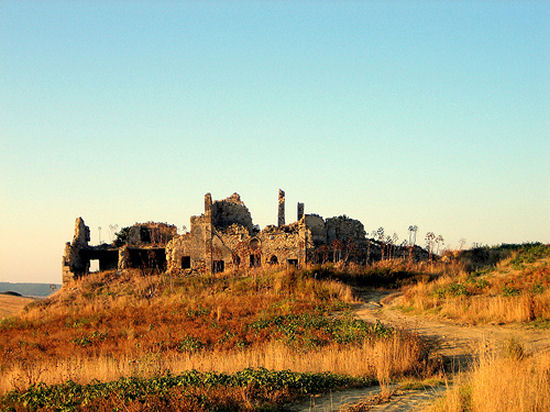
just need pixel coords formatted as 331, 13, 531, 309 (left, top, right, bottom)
0, 294, 35, 319
0, 267, 429, 394
398, 253, 550, 324
309, 259, 464, 289
403, 281, 550, 324
427, 347, 550, 412
0, 269, 354, 362
1, 333, 425, 393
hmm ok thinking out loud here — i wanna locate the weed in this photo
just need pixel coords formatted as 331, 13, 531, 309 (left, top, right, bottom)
501, 286, 520, 297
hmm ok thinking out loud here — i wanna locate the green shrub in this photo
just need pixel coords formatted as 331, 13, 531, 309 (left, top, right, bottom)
0, 368, 374, 411
501, 286, 520, 297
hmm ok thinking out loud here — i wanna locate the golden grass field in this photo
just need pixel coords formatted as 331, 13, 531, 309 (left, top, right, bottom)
0, 294, 36, 319
1, 245, 548, 411
0, 268, 429, 395
399, 251, 550, 324
427, 347, 550, 412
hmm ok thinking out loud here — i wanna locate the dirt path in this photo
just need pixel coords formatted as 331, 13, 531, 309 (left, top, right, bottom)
289, 288, 550, 412
356, 289, 550, 362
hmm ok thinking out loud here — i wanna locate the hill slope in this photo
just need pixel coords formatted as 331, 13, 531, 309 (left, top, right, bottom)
399, 244, 550, 324
0, 294, 35, 319
0, 266, 428, 410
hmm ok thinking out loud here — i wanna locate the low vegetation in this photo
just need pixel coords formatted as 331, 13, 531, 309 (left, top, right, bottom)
0, 294, 35, 319
428, 342, 550, 412
398, 244, 550, 324
4, 243, 547, 410
0, 266, 430, 409
0, 368, 372, 411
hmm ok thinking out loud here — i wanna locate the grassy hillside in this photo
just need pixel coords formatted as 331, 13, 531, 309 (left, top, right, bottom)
427, 344, 550, 412
0, 294, 36, 319
0, 266, 430, 410
398, 244, 550, 324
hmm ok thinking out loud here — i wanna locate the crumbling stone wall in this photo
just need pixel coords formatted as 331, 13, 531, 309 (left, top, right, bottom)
278, 189, 285, 227
258, 222, 308, 266
165, 193, 312, 275
297, 203, 305, 220
64, 189, 429, 282
63, 218, 177, 285
62, 217, 91, 284
166, 215, 211, 275
325, 215, 368, 262
304, 214, 327, 245
211, 193, 254, 234
326, 216, 367, 246
127, 222, 177, 245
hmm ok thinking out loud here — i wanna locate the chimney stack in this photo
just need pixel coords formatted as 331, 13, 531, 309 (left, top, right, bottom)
297, 202, 304, 220
278, 189, 285, 227
204, 193, 212, 215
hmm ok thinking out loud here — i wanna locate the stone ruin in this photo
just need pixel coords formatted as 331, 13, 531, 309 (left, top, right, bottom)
62, 189, 425, 285
62, 219, 177, 285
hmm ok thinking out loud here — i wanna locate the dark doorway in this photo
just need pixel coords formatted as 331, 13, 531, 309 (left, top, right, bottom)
287, 259, 298, 268
250, 254, 261, 267
128, 248, 166, 271
233, 255, 241, 266
181, 256, 191, 269
140, 227, 152, 243
212, 260, 225, 273
81, 249, 119, 273
269, 255, 278, 265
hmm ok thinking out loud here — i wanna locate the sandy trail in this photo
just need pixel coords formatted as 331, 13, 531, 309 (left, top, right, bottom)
289, 288, 550, 412
356, 289, 550, 362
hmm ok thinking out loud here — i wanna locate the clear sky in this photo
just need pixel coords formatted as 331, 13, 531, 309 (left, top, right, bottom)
1, 1, 549, 283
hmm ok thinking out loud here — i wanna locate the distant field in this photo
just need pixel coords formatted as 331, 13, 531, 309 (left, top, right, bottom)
0, 294, 35, 318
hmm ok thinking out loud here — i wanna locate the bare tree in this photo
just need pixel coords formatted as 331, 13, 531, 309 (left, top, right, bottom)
108, 224, 119, 243
435, 235, 444, 255
385, 235, 393, 260
425, 232, 436, 261
407, 225, 418, 264
408, 225, 418, 246
344, 239, 356, 262
376, 227, 385, 260
391, 233, 399, 259
331, 239, 344, 262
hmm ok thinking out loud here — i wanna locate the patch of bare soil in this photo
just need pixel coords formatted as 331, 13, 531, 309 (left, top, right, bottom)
289, 288, 550, 412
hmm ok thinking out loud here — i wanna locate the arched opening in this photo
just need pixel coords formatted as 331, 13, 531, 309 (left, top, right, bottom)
249, 238, 260, 250
250, 254, 261, 268
233, 254, 241, 266
269, 255, 278, 265
212, 260, 225, 274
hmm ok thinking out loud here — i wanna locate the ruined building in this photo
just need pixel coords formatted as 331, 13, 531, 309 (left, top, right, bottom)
62, 190, 392, 285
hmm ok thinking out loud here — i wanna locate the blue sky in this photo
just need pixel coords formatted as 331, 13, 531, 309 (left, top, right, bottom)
1, 1, 549, 283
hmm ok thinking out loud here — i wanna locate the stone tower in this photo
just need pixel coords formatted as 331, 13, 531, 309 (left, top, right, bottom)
297, 202, 304, 220
278, 189, 285, 227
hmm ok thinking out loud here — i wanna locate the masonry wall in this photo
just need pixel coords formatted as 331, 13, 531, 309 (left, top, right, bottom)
211, 193, 254, 234
166, 214, 212, 274
64, 190, 426, 283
